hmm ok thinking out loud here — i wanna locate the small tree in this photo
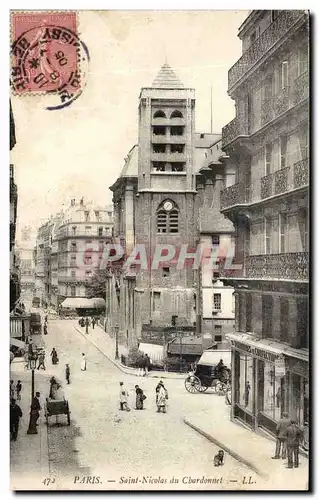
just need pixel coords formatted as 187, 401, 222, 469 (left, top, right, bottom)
85, 268, 111, 299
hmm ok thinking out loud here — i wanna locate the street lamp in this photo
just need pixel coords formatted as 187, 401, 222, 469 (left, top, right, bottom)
27, 351, 38, 435
115, 324, 119, 360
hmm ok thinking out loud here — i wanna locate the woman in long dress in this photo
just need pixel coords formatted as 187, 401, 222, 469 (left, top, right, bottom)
51, 348, 58, 365
135, 385, 144, 410
49, 377, 58, 399
81, 353, 87, 371
156, 383, 168, 413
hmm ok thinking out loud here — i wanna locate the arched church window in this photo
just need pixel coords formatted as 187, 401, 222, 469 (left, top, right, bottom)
153, 110, 166, 118
157, 200, 179, 234
170, 110, 183, 119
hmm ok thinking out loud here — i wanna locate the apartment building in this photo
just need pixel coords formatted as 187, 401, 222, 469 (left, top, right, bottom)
220, 10, 309, 435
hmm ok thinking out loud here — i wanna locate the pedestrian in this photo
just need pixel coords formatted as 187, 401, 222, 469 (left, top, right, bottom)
135, 385, 145, 410
49, 377, 58, 399
144, 354, 151, 376
284, 419, 304, 468
65, 364, 70, 384
37, 351, 46, 370
272, 412, 290, 459
51, 347, 58, 365
92, 317, 96, 329
156, 381, 168, 413
43, 322, 48, 335
119, 382, 129, 411
31, 391, 41, 425
10, 380, 15, 400
24, 352, 29, 370
85, 317, 90, 334
10, 398, 22, 441
81, 353, 87, 371
244, 381, 251, 407
16, 380, 22, 401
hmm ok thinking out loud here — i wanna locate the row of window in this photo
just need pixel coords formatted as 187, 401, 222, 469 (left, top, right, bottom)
153, 110, 183, 119
263, 126, 308, 176
69, 226, 111, 236
83, 210, 112, 222
246, 209, 308, 255
153, 126, 184, 136
153, 144, 185, 153
237, 292, 308, 348
153, 162, 185, 172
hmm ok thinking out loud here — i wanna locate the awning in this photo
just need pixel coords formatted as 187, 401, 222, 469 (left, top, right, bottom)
198, 349, 231, 367
61, 298, 106, 309
10, 338, 25, 349
226, 332, 287, 357
138, 343, 164, 362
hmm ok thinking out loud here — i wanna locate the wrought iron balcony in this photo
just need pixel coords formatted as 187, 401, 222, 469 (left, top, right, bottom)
294, 158, 309, 188
222, 116, 249, 148
260, 159, 308, 200
228, 10, 306, 90
245, 252, 308, 281
220, 182, 249, 211
293, 71, 309, 105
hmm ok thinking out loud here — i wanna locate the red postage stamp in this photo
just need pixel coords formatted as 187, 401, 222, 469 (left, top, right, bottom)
11, 11, 89, 109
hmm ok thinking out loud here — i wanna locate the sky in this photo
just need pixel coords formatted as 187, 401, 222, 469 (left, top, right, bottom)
11, 10, 249, 240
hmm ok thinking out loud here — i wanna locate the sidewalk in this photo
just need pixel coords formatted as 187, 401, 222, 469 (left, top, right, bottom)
10, 362, 50, 490
73, 322, 185, 380
184, 403, 309, 491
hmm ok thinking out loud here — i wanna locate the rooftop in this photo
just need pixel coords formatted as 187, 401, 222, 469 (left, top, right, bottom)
151, 63, 184, 89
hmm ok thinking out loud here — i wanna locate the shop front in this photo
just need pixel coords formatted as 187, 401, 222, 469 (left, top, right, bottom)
285, 353, 309, 427
228, 333, 287, 435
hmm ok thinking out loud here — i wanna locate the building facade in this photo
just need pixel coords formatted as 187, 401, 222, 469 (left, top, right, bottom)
10, 101, 20, 312
16, 226, 36, 307
220, 10, 309, 435
56, 198, 113, 305
108, 65, 236, 348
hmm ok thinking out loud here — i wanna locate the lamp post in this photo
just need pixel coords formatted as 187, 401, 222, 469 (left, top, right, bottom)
115, 324, 119, 360
27, 351, 38, 435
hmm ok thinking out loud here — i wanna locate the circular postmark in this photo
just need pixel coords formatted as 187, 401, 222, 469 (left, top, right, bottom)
11, 25, 90, 110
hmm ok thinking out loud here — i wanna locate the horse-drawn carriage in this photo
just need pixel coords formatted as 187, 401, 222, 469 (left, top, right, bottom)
184, 349, 231, 395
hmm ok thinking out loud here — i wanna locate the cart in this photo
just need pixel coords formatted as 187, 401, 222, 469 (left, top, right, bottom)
45, 398, 71, 426
184, 349, 231, 395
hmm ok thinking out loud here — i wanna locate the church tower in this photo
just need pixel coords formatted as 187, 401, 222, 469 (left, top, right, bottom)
134, 63, 198, 338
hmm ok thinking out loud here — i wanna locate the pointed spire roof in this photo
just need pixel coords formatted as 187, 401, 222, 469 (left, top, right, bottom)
152, 63, 184, 89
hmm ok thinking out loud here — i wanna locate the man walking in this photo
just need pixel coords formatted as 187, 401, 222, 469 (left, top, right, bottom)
92, 317, 96, 329
272, 412, 290, 459
16, 380, 22, 401
285, 420, 303, 468
10, 398, 22, 441
65, 364, 70, 384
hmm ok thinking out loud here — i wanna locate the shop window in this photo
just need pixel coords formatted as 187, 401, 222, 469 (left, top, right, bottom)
153, 291, 161, 311
258, 360, 284, 422
213, 293, 221, 311
237, 352, 254, 413
262, 294, 273, 338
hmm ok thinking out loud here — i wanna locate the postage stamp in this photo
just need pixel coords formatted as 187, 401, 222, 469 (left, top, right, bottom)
10, 11, 89, 110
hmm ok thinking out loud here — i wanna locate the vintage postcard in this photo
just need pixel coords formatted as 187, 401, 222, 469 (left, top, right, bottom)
10, 9, 309, 491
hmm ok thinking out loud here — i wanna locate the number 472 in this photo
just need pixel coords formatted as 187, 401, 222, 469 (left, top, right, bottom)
42, 478, 56, 486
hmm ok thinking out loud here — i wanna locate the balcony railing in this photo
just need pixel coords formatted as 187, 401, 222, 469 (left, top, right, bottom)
222, 116, 249, 148
261, 87, 290, 127
245, 252, 308, 281
228, 10, 306, 89
220, 182, 249, 211
293, 71, 309, 105
260, 159, 308, 200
